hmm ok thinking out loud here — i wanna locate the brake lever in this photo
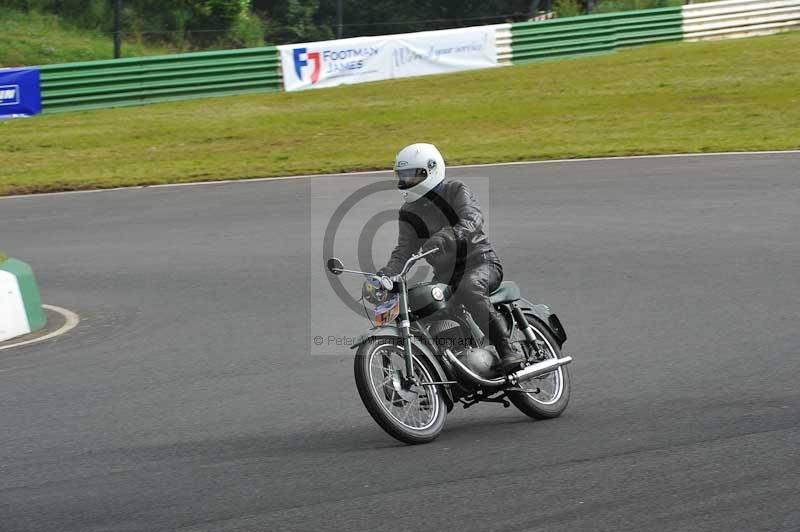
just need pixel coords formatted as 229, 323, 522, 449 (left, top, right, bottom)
417, 247, 440, 259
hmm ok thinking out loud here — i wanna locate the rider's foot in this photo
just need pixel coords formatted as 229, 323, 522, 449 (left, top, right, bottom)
493, 342, 526, 374
488, 314, 526, 374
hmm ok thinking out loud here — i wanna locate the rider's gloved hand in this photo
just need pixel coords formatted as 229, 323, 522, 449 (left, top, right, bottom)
422, 227, 455, 253
421, 238, 440, 254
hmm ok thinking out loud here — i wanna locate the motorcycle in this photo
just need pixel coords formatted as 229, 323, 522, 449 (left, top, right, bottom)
326, 248, 573, 444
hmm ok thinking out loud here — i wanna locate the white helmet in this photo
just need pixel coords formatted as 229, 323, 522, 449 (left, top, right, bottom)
393, 143, 446, 203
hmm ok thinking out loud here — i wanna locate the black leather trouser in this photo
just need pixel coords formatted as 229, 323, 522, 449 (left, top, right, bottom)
442, 259, 515, 358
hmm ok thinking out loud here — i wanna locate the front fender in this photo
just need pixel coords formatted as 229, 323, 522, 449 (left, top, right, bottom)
350, 325, 403, 350
351, 325, 454, 408
517, 298, 567, 348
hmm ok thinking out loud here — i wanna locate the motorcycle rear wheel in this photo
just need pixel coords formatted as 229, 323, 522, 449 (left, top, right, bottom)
354, 337, 447, 444
508, 316, 571, 419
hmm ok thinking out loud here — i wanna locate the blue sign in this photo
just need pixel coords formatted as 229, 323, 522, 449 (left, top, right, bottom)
0, 68, 42, 119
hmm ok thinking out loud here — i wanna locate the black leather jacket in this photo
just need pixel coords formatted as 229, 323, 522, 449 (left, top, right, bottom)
380, 179, 498, 279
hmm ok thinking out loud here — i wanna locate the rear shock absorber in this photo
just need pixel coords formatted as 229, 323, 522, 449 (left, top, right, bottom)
511, 303, 537, 343
511, 303, 546, 358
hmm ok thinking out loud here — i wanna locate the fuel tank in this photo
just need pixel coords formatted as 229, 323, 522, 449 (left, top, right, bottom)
407, 282, 452, 320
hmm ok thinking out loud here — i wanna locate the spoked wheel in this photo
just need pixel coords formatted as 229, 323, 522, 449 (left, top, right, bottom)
354, 337, 447, 444
507, 316, 571, 419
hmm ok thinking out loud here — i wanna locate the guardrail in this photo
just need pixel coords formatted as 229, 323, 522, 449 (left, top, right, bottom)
683, 0, 800, 40
39, 46, 281, 113
510, 7, 684, 64
24, 0, 800, 113
496, 24, 513, 65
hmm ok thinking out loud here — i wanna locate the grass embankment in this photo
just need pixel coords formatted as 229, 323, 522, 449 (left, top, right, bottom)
0, 9, 175, 66
1, 31, 799, 196
0, 253, 7, 264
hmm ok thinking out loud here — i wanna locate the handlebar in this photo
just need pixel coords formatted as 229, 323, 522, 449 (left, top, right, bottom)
399, 247, 439, 277
325, 247, 439, 284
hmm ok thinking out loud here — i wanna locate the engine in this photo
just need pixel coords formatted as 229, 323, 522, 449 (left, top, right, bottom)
428, 320, 499, 379
428, 319, 470, 352
457, 347, 500, 379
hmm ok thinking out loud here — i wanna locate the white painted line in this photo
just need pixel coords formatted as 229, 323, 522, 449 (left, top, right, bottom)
2, 149, 799, 200
0, 304, 80, 351
450, 149, 800, 169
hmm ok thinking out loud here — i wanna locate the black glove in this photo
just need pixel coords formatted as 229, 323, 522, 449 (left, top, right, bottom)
422, 227, 455, 254
421, 236, 445, 254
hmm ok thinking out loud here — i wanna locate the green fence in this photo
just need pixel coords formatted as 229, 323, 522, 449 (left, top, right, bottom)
511, 7, 683, 63
33, 8, 685, 113
39, 46, 281, 113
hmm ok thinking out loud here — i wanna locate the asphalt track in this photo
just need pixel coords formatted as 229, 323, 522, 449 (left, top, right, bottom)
1, 152, 799, 532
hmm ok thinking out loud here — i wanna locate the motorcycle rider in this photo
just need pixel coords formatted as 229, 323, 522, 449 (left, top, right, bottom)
374, 143, 525, 374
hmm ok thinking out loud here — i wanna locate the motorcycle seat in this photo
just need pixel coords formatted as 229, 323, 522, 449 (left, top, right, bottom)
489, 281, 521, 304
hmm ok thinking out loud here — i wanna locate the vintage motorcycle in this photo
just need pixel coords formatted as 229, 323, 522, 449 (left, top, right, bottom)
326, 248, 573, 444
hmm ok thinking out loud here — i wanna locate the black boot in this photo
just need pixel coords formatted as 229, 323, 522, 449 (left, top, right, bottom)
488, 313, 525, 374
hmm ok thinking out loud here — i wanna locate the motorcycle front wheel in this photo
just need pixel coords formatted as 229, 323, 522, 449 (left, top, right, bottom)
354, 337, 447, 444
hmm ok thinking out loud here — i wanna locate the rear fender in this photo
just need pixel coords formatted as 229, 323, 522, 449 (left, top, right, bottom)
516, 297, 567, 348
351, 326, 454, 408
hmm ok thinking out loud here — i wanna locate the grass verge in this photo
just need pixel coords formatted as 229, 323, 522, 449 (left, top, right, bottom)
0, 8, 176, 67
0, 253, 7, 264
1, 31, 799, 196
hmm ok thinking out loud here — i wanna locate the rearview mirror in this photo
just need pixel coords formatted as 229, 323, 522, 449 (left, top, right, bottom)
326, 258, 344, 275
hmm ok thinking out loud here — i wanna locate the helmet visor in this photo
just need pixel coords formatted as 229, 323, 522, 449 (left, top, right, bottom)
395, 168, 428, 190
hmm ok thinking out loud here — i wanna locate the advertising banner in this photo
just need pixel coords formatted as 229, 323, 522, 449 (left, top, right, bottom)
0, 68, 42, 119
279, 25, 498, 92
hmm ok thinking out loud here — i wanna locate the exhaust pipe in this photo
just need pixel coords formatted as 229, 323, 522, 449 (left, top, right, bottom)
443, 349, 572, 389
511, 356, 572, 382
